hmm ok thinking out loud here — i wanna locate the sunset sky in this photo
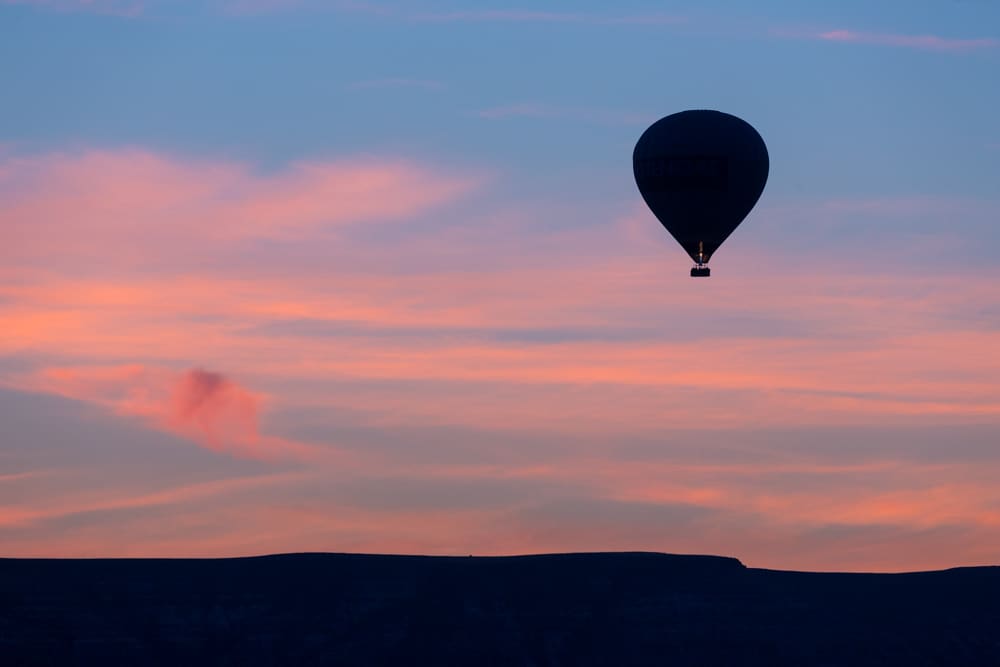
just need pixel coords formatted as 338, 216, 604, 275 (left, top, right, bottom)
2, 0, 999, 572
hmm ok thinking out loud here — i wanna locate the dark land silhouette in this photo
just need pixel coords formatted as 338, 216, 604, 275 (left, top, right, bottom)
2, 552, 999, 665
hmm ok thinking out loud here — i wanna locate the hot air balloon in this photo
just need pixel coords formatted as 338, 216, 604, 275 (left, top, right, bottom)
633, 110, 768, 277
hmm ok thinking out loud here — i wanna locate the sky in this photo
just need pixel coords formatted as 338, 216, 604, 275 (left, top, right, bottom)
2, 0, 999, 572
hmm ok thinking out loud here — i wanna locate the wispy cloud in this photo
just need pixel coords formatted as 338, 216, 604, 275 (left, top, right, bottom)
774, 26, 999, 52
4, 425, 999, 569
333, 2, 684, 26
411, 9, 685, 26
0, 0, 143, 16
3, 144, 1000, 568
818, 29, 998, 51
0, 471, 310, 529
211, 0, 685, 23
4, 157, 998, 436
478, 103, 647, 125
0, 470, 54, 483
0, 149, 481, 266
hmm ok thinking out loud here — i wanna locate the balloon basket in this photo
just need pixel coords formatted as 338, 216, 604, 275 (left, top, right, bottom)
690, 267, 711, 277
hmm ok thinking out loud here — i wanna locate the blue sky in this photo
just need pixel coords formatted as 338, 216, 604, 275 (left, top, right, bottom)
4, 0, 998, 193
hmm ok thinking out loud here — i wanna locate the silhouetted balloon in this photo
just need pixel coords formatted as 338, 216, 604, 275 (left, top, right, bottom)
633, 110, 768, 277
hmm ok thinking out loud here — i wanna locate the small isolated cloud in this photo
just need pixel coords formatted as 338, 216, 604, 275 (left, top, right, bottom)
0, 0, 143, 16
814, 28, 998, 52
166, 368, 260, 451
24, 365, 315, 460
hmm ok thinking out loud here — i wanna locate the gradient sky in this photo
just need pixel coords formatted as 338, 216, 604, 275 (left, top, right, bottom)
2, 0, 999, 572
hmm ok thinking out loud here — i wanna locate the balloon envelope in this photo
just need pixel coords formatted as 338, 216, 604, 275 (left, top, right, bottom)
633, 110, 768, 269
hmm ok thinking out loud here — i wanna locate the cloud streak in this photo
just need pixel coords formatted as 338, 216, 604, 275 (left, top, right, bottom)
771, 26, 1000, 52
2, 149, 998, 438
411, 9, 685, 26
477, 103, 647, 125
0, 471, 309, 529
0, 0, 142, 16
817, 29, 998, 51
329, 1, 685, 26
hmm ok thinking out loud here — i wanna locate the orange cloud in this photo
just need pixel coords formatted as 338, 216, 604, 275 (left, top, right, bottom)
3, 252, 998, 433
3, 405, 999, 570
3, 145, 1000, 570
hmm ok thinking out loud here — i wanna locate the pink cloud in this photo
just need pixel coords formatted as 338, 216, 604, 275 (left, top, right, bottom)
4, 372, 1000, 570
816, 28, 998, 52
3, 145, 1000, 569
166, 368, 262, 451
23, 364, 319, 460
0, 470, 53, 483
5, 458, 999, 570
0, 149, 480, 266
3, 186, 999, 434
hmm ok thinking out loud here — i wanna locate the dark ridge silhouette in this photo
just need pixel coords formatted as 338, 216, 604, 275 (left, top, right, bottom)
2, 552, 999, 665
